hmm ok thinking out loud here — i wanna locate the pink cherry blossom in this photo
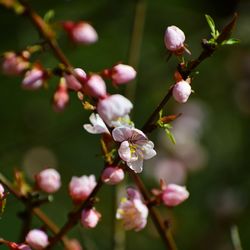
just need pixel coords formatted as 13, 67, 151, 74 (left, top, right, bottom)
64, 68, 86, 91
164, 25, 185, 52
22, 67, 45, 90
2, 52, 29, 75
116, 188, 148, 231
112, 126, 156, 173
83, 74, 107, 99
162, 184, 189, 206
172, 80, 192, 103
83, 113, 110, 135
63, 21, 98, 44
97, 94, 133, 127
81, 208, 101, 228
69, 175, 96, 203
110, 64, 137, 84
36, 168, 61, 193
101, 166, 124, 185
25, 229, 49, 250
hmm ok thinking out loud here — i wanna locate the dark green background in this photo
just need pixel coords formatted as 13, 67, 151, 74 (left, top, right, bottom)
0, 0, 249, 249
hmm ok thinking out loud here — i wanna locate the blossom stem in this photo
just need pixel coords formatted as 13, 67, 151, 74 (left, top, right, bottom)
142, 14, 237, 134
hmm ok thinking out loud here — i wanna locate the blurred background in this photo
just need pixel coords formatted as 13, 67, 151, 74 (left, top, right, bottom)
0, 0, 250, 249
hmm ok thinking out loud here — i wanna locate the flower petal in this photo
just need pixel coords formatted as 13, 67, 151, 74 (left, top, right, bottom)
118, 141, 132, 162
112, 126, 133, 142
127, 159, 143, 173
142, 141, 157, 160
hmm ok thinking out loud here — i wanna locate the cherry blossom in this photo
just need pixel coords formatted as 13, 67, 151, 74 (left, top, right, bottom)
112, 126, 156, 173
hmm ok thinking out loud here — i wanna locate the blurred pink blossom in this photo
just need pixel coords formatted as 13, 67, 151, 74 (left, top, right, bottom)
101, 166, 124, 185
64, 68, 86, 91
97, 94, 133, 127
69, 175, 96, 203
25, 229, 49, 250
36, 168, 61, 193
81, 208, 101, 228
116, 188, 148, 231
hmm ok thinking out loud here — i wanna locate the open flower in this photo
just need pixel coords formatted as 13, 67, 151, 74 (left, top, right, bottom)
116, 188, 148, 231
112, 127, 156, 173
97, 94, 133, 127
81, 208, 101, 228
83, 113, 110, 135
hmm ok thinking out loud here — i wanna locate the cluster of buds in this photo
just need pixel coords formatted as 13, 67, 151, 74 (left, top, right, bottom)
1, 51, 30, 76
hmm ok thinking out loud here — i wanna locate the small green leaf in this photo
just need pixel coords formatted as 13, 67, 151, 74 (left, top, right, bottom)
44, 9, 55, 23
0, 198, 7, 217
205, 14, 216, 37
222, 38, 240, 45
165, 128, 176, 144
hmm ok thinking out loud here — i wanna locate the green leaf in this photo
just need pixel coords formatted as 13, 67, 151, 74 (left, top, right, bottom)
222, 38, 240, 45
0, 198, 7, 217
205, 14, 216, 37
165, 128, 176, 144
44, 9, 55, 23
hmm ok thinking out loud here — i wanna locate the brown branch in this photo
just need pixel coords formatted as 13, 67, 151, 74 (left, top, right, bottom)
2, 1, 238, 249
0, 173, 70, 248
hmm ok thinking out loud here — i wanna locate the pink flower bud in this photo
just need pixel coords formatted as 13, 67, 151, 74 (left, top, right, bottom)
2, 52, 29, 76
25, 229, 49, 250
162, 184, 189, 207
22, 66, 45, 90
110, 64, 137, 84
8, 243, 31, 250
64, 68, 86, 91
101, 166, 124, 185
63, 21, 98, 45
81, 208, 101, 228
0, 183, 4, 198
97, 94, 133, 127
83, 74, 107, 99
69, 175, 96, 203
172, 80, 192, 103
164, 26, 185, 53
53, 79, 69, 112
66, 239, 82, 250
36, 168, 61, 193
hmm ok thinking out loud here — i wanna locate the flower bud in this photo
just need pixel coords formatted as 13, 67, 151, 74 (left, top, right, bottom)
110, 64, 136, 84
63, 21, 98, 45
0, 183, 4, 198
2, 52, 30, 76
36, 168, 61, 193
65, 239, 82, 250
172, 80, 192, 103
64, 68, 86, 91
8, 242, 31, 250
25, 229, 49, 250
84, 74, 107, 99
162, 184, 189, 207
22, 66, 45, 90
97, 94, 133, 127
53, 79, 69, 112
69, 175, 96, 203
164, 26, 185, 53
81, 208, 101, 228
101, 166, 124, 185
